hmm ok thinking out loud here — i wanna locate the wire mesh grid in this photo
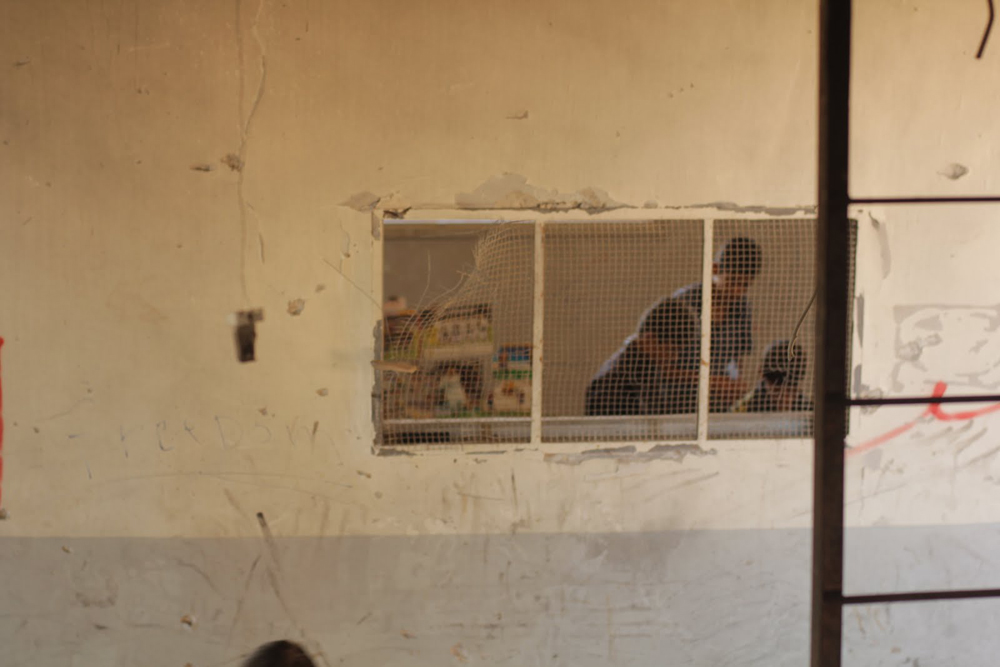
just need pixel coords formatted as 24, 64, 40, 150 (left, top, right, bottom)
541, 220, 703, 442
378, 222, 534, 447
377, 216, 855, 447
708, 218, 856, 439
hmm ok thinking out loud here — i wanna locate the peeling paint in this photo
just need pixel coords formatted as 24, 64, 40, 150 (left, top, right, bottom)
897, 334, 940, 362
938, 163, 969, 180
342, 191, 382, 212
645, 443, 718, 461
371, 360, 418, 374
221, 153, 244, 172
690, 201, 815, 216
287, 298, 305, 316
544, 443, 716, 465
383, 206, 412, 219
375, 447, 416, 457
455, 173, 630, 214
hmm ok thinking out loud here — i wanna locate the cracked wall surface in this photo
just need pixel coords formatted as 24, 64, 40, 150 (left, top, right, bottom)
4, 0, 1000, 664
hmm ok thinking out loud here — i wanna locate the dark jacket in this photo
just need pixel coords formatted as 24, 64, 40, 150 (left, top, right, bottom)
585, 341, 696, 416
673, 283, 753, 379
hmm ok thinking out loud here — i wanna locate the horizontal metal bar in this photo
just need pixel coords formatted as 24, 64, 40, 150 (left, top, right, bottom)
842, 588, 1000, 605
848, 394, 1000, 407
849, 196, 1000, 205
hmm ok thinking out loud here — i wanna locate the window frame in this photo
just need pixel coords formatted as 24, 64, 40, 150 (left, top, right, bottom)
372, 207, 822, 454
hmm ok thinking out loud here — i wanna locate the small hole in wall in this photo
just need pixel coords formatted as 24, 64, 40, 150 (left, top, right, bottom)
230, 309, 264, 362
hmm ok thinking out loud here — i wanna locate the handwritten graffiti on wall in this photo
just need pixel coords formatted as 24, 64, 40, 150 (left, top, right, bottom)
847, 304, 1000, 458
848, 381, 1000, 458
114, 415, 337, 456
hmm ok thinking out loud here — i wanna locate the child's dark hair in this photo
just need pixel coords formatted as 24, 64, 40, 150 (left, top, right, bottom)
638, 298, 698, 348
716, 236, 762, 277
244, 641, 316, 667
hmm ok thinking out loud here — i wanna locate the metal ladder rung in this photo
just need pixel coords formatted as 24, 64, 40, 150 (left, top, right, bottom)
847, 394, 1000, 407
841, 588, 1000, 605
849, 196, 1000, 204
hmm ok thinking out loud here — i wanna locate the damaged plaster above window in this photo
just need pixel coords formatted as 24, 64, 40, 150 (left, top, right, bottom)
342, 191, 383, 212
688, 201, 816, 217
342, 173, 815, 220
455, 173, 629, 214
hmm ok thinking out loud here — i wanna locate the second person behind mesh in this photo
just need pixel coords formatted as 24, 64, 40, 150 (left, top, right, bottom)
673, 236, 762, 411
585, 298, 698, 416
731, 339, 813, 413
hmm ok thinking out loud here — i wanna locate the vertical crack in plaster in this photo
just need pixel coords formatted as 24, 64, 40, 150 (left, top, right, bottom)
235, 0, 268, 301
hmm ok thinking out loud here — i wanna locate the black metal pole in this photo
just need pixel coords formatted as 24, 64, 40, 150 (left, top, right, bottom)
813, 0, 852, 665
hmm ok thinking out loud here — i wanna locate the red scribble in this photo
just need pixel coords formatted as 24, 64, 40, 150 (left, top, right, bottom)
847, 381, 1000, 457
0, 337, 5, 509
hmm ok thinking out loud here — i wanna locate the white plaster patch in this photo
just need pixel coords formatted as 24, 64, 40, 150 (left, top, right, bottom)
455, 173, 628, 213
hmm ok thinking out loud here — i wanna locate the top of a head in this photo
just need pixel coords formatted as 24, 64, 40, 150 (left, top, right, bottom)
243, 641, 316, 667
639, 298, 698, 347
716, 236, 762, 277
762, 339, 806, 383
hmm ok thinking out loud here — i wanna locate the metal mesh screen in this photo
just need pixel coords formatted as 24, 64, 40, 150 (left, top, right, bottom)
378, 222, 534, 447
541, 220, 703, 442
709, 218, 856, 439
377, 216, 854, 447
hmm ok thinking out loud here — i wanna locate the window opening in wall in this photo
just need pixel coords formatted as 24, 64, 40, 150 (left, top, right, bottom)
379, 221, 534, 447
375, 216, 855, 448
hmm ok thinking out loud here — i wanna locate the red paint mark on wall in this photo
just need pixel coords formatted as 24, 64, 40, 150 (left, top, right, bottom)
847, 381, 1000, 458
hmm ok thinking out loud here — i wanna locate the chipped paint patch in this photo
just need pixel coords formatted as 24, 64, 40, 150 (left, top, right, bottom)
456, 173, 630, 214
342, 191, 382, 212
286, 299, 306, 316
220, 153, 244, 172
938, 163, 969, 180
689, 201, 815, 216
376, 447, 416, 457
543, 443, 716, 465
